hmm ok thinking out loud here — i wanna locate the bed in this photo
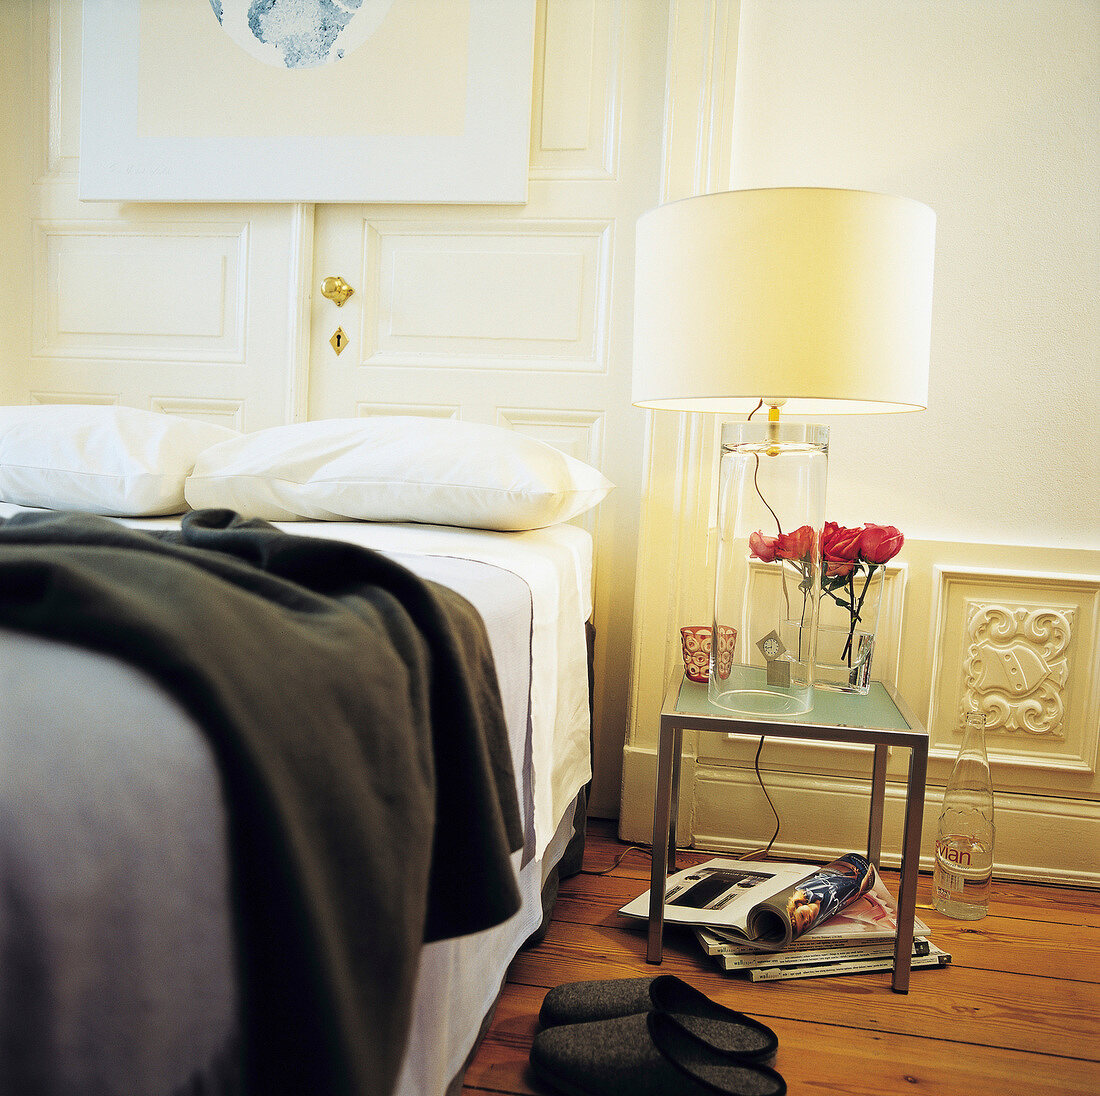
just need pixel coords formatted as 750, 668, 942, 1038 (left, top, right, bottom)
0, 406, 613, 1096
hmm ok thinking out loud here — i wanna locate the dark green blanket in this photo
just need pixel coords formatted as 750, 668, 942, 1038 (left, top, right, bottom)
0, 508, 523, 1096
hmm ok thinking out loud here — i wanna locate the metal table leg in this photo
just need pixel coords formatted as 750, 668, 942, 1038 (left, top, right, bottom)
891, 740, 928, 993
867, 743, 889, 868
647, 721, 680, 963
667, 725, 684, 873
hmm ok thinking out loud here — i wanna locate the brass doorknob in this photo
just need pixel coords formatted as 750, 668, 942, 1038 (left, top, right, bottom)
321, 275, 354, 306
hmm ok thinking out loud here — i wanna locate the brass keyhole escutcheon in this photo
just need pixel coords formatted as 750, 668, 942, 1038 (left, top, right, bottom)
330, 327, 349, 355
321, 275, 354, 307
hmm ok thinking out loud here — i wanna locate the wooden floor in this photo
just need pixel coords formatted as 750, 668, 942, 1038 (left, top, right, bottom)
462, 819, 1099, 1096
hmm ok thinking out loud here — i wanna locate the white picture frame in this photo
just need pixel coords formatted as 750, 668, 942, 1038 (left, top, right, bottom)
79, 0, 536, 204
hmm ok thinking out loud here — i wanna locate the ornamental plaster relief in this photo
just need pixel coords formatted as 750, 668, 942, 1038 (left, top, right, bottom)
962, 601, 1073, 737
928, 566, 1100, 781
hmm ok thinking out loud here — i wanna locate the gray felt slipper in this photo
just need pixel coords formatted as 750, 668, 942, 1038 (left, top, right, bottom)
530, 1012, 786, 1096
538, 975, 778, 1064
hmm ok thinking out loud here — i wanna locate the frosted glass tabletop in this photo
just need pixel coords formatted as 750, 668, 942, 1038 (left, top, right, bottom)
672, 673, 918, 734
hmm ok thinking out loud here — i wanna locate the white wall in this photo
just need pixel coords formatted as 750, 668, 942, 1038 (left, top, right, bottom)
620, 0, 1100, 885
729, 0, 1099, 551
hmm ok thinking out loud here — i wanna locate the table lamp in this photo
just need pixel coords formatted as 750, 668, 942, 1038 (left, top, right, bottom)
632, 187, 935, 716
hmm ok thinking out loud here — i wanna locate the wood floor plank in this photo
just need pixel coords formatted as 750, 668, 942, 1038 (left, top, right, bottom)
461, 820, 1100, 1096
506, 924, 1097, 1060
542, 899, 1098, 984
467, 982, 1100, 1096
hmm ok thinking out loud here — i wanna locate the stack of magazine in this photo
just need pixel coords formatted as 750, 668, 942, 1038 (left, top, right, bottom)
621, 853, 950, 981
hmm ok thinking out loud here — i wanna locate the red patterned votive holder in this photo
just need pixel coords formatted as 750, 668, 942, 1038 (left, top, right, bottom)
680, 625, 737, 683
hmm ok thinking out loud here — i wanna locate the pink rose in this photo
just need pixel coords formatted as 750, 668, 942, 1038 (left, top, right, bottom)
749, 530, 780, 562
821, 521, 862, 578
860, 523, 904, 564
776, 525, 815, 563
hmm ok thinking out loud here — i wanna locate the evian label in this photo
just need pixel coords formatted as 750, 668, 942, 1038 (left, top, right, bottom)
936, 837, 974, 867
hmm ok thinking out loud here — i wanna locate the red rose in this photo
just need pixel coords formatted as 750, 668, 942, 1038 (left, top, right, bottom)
776, 525, 815, 562
860, 523, 904, 564
822, 521, 863, 578
749, 530, 780, 562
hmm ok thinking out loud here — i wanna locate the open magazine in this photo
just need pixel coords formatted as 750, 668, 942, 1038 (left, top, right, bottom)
696, 871, 931, 956
621, 853, 881, 950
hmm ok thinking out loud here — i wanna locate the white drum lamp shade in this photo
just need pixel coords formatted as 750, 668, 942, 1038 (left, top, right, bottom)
632, 188, 936, 415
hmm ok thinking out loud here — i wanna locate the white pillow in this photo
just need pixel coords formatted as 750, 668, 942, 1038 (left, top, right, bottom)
185, 416, 614, 530
0, 404, 241, 516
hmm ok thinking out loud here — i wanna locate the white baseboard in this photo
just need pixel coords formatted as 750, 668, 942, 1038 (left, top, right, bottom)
619, 746, 1100, 888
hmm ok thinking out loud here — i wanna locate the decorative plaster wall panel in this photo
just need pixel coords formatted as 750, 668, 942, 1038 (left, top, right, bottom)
34, 223, 247, 361
963, 602, 1073, 737
530, 0, 621, 179
361, 220, 610, 369
929, 567, 1100, 776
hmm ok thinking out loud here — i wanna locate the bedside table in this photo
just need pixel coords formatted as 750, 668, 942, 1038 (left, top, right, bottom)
647, 671, 929, 993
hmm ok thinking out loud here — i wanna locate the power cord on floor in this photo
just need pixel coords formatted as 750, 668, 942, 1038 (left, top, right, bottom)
579, 844, 651, 875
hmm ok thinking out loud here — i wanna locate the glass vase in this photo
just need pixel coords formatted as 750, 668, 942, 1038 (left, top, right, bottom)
813, 566, 884, 693
710, 421, 829, 716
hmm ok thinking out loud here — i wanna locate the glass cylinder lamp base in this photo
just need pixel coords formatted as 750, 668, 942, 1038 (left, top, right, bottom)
709, 421, 829, 719
709, 682, 814, 718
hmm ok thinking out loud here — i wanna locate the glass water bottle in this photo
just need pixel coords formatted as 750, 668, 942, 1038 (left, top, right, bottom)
933, 711, 995, 919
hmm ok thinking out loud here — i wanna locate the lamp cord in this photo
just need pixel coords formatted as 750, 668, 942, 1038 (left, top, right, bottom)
583, 742, 780, 875
739, 736, 782, 861
592, 397, 780, 881
740, 396, 783, 861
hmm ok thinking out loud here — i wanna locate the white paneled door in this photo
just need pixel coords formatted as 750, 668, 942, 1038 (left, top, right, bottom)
307, 208, 615, 434
4, 0, 669, 818
302, 0, 671, 815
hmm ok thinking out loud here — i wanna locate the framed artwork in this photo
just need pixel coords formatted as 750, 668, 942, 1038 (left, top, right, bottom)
79, 0, 536, 204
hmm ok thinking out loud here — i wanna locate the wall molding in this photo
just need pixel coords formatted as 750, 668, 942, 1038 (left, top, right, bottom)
496, 406, 608, 549
34, 0, 79, 182
620, 743, 1100, 888
149, 396, 244, 430
622, 0, 742, 820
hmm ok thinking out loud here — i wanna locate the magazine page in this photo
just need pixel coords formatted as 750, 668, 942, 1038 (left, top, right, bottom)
695, 928, 932, 971
742, 853, 877, 948
743, 945, 952, 982
698, 873, 931, 954
621, 853, 882, 948
619, 859, 816, 936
